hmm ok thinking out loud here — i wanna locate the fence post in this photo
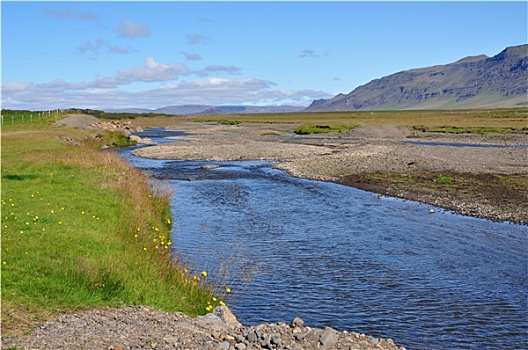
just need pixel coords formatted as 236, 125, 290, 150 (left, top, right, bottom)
12, 116, 14, 124
22, 115, 24, 123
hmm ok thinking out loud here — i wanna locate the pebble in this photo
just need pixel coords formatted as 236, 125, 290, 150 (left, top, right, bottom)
1, 306, 406, 350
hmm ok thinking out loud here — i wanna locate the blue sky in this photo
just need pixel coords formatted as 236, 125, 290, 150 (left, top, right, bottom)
2, 1, 527, 110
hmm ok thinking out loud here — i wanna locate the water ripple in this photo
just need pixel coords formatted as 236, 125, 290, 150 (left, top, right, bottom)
118, 147, 528, 350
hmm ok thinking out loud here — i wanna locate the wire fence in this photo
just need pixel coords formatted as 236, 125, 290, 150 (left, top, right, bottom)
1, 110, 63, 125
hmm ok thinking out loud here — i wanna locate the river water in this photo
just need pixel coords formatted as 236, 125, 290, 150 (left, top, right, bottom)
119, 130, 527, 349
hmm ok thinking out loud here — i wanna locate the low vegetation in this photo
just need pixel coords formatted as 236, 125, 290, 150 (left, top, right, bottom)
134, 108, 527, 134
1, 115, 225, 337
341, 171, 528, 219
294, 123, 358, 135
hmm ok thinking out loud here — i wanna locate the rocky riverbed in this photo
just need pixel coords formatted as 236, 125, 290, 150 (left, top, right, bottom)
2, 306, 405, 350
132, 122, 528, 224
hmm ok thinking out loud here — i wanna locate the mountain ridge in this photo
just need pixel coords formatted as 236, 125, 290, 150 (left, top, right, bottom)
305, 44, 528, 111
105, 104, 303, 115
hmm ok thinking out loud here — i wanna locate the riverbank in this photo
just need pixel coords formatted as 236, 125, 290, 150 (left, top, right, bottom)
2, 306, 406, 350
132, 122, 528, 225
0, 122, 215, 341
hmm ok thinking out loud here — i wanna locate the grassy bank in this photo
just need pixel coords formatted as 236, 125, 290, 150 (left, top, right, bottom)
189, 109, 527, 134
1, 117, 220, 337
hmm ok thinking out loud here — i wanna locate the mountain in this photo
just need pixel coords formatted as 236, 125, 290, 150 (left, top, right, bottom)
155, 105, 215, 115
105, 104, 303, 115
196, 105, 303, 114
104, 108, 155, 114
305, 44, 528, 111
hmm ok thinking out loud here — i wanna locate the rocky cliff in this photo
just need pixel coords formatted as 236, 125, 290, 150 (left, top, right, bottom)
306, 44, 527, 111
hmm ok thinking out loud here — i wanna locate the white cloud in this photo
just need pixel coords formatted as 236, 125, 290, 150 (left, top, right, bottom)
1, 58, 333, 110
107, 44, 132, 54
298, 49, 316, 58
76, 38, 131, 56
92, 57, 192, 87
200, 65, 241, 76
177, 77, 274, 90
298, 48, 327, 58
2, 81, 34, 92
180, 51, 203, 61
186, 34, 211, 45
44, 7, 99, 22
115, 19, 150, 38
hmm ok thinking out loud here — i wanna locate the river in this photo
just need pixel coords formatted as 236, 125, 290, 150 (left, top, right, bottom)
118, 130, 527, 349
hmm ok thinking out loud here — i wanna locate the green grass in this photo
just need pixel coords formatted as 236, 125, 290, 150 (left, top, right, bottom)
411, 125, 526, 134
128, 108, 528, 135
294, 123, 358, 135
435, 176, 453, 184
1, 121, 225, 336
1, 109, 59, 126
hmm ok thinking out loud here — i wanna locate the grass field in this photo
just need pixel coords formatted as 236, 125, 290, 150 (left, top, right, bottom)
126, 108, 528, 134
1, 115, 224, 337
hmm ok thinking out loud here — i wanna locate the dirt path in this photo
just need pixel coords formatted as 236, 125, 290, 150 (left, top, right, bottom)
133, 122, 528, 224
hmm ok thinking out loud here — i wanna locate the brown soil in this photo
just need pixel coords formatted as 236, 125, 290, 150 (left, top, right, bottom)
339, 171, 528, 224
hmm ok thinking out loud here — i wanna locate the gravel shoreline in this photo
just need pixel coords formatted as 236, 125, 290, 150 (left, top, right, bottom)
132, 123, 528, 224
2, 306, 406, 350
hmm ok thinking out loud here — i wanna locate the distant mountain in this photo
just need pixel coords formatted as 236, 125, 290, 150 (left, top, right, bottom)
155, 105, 214, 115
105, 104, 303, 115
306, 44, 528, 111
196, 105, 303, 114
104, 108, 156, 114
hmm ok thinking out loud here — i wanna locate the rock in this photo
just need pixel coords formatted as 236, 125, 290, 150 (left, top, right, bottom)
2, 306, 406, 350
59, 136, 83, 146
320, 327, 339, 350
271, 335, 281, 347
129, 135, 143, 143
213, 306, 242, 328
163, 336, 178, 346
219, 340, 231, 350
261, 334, 272, 349
291, 317, 304, 328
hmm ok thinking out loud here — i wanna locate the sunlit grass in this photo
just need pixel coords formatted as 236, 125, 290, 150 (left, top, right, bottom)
1, 123, 229, 336
294, 123, 358, 135
128, 108, 528, 134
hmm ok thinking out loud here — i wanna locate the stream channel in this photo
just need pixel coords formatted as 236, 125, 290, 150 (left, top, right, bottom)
118, 129, 527, 350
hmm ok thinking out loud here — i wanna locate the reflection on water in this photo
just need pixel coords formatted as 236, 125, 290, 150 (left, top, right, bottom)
119, 139, 527, 350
